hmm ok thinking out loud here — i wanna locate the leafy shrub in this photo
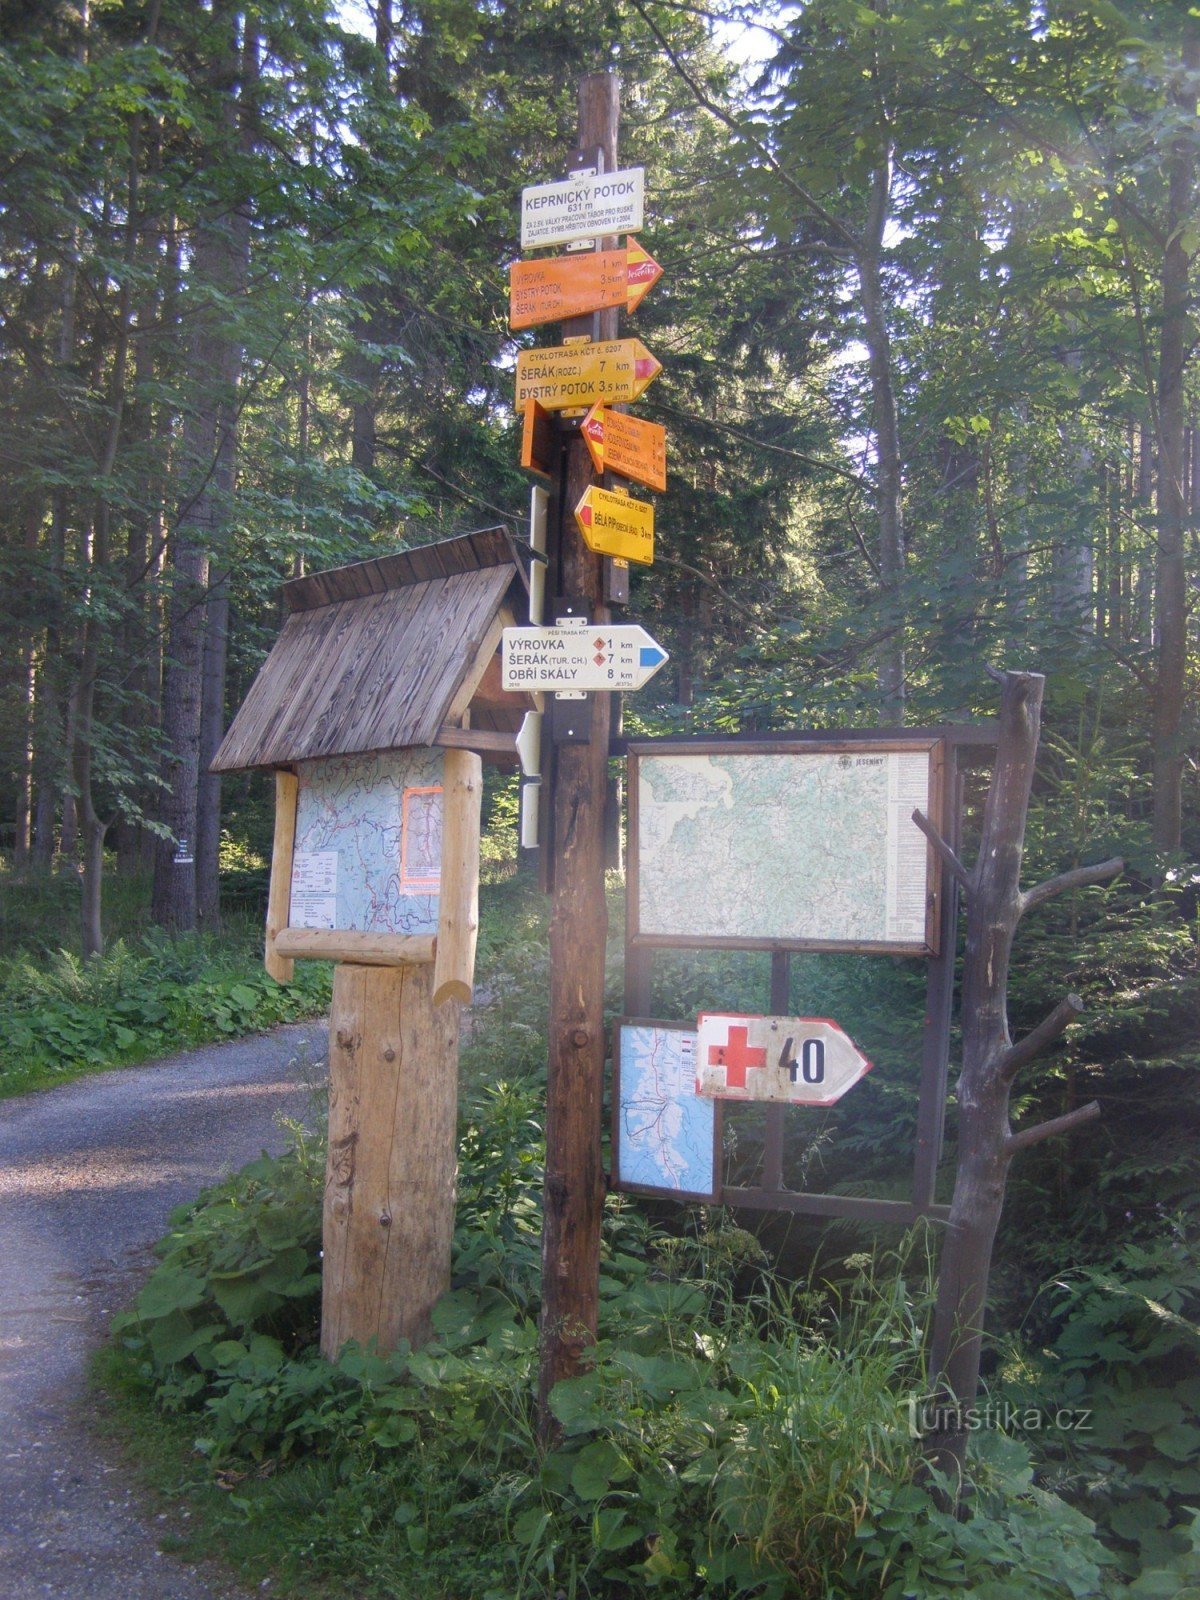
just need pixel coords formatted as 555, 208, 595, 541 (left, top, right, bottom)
1012, 1224, 1200, 1590
0, 931, 331, 1092
110, 1100, 1116, 1600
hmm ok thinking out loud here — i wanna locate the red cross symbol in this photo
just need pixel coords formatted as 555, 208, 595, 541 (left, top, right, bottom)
707, 1024, 766, 1090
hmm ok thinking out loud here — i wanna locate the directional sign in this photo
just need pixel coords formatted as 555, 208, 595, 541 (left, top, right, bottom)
520, 398, 556, 478
582, 404, 667, 493
520, 167, 645, 250
509, 241, 664, 329
575, 484, 654, 565
501, 624, 669, 693
514, 339, 661, 412
516, 710, 542, 778
695, 1013, 873, 1106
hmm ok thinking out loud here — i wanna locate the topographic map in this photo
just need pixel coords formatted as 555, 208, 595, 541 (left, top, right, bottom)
615, 1024, 717, 1199
634, 749, 931, 948
290, 749, 444, 935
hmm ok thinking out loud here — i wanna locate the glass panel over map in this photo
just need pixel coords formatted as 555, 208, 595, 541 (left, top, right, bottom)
614, 1023, 718, 1201
289, 749, 444, 935
634, 746, 934, 950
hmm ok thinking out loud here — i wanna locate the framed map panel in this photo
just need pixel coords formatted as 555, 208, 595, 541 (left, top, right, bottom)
612, 1019, 722, 1203
628, 738, 945, 956
289, 749, 444, 936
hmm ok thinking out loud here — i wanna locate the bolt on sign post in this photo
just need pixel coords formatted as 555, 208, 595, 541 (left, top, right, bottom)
211, 531, 534, 1360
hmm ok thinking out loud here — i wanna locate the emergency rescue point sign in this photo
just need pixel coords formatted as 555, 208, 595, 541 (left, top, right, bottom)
519, 167, 645, 249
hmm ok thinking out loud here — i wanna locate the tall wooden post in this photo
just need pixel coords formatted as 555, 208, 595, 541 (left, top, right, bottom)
537, 73, 621, 1433
322, 959, 460, 1358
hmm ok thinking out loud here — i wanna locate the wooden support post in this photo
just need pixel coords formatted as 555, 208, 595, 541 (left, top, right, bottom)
538, 72, 621, 1438
923, 672, 1122, 1491
911, 743, 959, 1210
265, 770, 297, 983
433, 749, 483, 1006
762, 951, 790, 1191
321, 960, 459, 1359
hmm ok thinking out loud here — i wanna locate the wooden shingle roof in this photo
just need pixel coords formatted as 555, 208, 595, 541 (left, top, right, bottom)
212, 527, 529, 773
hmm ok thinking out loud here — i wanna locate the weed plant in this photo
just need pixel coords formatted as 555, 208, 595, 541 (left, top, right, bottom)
106, 1072, 1114, 1600
0, 861, 330, 1094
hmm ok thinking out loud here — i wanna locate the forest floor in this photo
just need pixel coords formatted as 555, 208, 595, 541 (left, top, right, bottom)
0, 1020, 327, 1599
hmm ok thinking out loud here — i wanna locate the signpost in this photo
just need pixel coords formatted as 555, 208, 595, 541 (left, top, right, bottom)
519, 166, 645, 249
521, 399, 556, 479
509, 241, 663, 329
514, 339, 661, 411
501, 623, 668, 692
581, 404, 666, 492
575, 484, 654, 565
695, 1013, 873, 1105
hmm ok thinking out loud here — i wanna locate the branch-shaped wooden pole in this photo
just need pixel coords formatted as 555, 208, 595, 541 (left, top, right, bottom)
912, 807, 973, 896
923, 671, 1124, 1494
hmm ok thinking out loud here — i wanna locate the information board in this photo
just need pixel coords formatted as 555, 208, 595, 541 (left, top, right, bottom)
628, 741, 942, 954
290, 749, 444, 936
612, 1021, 720, 1202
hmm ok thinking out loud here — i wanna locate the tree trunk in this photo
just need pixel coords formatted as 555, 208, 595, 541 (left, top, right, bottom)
1134, 420, 1155, 644
922, 671, 1122, 1488
1052, 347, 1094, 626
151, 0, 246, 929
1150, 28, 1199, 856
196, 569, 230, 924
857, 152, 905, 723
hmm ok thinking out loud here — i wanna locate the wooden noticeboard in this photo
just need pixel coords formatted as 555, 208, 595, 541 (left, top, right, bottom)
627, 738, 946, 957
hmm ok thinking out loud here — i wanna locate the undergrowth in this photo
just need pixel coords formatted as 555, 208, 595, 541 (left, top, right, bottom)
0, 930, 331, 1094
104, 1082, 1117, 1600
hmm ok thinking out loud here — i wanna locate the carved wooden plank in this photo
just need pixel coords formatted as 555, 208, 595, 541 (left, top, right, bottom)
432, 750, 482, 1006
264, 770, 297, 983
274, 929, 436, 966
282, 526, 515, 612
321, 962, 459, 1357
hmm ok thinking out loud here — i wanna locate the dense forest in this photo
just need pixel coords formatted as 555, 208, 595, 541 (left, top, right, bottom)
3, 0, 1196, 945
2, 0, 1199, 1595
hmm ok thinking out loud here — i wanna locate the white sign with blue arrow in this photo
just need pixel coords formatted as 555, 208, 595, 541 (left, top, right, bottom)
501, 624, 669, 693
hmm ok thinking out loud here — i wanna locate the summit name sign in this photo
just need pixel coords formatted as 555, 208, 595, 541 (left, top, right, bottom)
520, 167, 645, 249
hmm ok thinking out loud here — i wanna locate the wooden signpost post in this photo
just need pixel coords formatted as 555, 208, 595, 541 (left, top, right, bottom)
511, 73, 673, 1435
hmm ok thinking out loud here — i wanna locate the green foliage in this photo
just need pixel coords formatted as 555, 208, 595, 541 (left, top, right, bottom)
1007, 1224, 1200, 1589
0, 925, 330, 1095
108, 1094, 1114, 1599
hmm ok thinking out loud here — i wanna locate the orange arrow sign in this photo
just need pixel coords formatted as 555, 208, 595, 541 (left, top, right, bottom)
575, 484, 654, 565
520, 399, 556, 478
581, 404, 667, 493
514, 339, 662, 412
509, 240, 663, 330
625, 240, 662, 313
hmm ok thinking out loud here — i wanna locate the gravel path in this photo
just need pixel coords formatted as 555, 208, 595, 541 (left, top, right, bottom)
0, 1023, 328, 1600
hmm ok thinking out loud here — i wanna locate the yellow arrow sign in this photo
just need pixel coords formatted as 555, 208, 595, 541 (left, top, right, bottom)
575, 485, 654, 566
515, 339, 662, 412
582, 404, 667, 493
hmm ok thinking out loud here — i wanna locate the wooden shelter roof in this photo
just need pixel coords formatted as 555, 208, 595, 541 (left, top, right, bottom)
212, 527, 529, 773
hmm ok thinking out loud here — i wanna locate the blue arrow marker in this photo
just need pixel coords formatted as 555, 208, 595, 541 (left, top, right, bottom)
639, 646, 667, 668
